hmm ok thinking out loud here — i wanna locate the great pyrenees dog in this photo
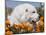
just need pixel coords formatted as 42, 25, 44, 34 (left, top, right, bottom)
8, 3, 39, 26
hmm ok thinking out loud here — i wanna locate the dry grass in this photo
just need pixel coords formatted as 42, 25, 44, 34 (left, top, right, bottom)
5, 16, 44, 35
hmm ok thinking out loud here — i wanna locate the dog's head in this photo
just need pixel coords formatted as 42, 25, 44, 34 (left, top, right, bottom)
8, 3, 39, 26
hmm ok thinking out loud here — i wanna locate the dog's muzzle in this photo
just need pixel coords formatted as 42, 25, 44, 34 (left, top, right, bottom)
27, 16, 39, 22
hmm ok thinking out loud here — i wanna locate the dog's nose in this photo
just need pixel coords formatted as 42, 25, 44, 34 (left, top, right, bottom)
32, 20, 36, 23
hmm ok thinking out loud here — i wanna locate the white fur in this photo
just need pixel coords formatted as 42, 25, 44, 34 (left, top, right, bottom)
8, 3, 39, 26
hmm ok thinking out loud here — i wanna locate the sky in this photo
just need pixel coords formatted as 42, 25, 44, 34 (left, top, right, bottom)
5, 0, 44, 9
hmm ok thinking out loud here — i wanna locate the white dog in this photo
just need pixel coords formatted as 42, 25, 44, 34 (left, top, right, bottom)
8, 3, 39, 26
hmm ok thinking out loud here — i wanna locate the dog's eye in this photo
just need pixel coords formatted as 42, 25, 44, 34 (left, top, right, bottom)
25, 9, 28, 12
32, 11, 35, 13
